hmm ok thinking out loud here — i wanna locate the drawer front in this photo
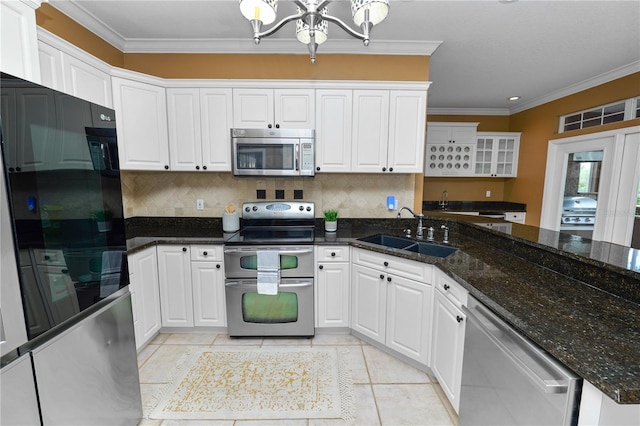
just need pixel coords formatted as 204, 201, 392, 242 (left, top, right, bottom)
435, 268, 468, 308
190, 245, 223, 262
353, 248, 429, 282
505, 212, 525, 223
317, 245, 350, 262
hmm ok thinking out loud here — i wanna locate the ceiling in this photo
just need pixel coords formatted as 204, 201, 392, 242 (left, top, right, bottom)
49, 0, 640, 114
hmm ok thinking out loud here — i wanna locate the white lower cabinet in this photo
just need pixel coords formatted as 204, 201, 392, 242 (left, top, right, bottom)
128, 246, 161, 350
157, 245, 194, 327
315, 245, 350, 328
190, 245, 226, 327
431, 269, 468, 413
351, 248, 433, 364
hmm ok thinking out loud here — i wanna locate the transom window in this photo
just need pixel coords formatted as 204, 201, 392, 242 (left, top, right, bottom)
560, 97, 639, 133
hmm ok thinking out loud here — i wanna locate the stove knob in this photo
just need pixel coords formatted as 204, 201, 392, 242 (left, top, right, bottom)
299, 206, 304, 211
306, 206, 311, 211
252, 206, 258, 211
585, 217, 593, 223
245, 207, 251, 213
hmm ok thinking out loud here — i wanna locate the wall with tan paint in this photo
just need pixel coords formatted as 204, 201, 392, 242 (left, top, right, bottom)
426, 73, 640, 226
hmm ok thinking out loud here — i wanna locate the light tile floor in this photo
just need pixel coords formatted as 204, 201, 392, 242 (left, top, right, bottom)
137, 333, 457, 426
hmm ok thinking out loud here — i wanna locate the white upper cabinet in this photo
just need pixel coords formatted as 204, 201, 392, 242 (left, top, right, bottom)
474, 132, 520, 177
314, 89, 353, 173
62, 54, 112, 107
352, 90, 390, 173
37, 32, 113, 107
0, 0, 41, 83
112, 74, 170, 171
387, 90, 427, 173
233, 88, 314, 129
425, 122, 478, 177
167, 87, 233, 171
351, 90, 427, 173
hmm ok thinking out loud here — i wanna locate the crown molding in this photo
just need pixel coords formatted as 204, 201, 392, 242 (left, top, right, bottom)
509, 60, 640, 115
427, 108, 510, 116
49, 0, 125, 50
121, 38, 441, 56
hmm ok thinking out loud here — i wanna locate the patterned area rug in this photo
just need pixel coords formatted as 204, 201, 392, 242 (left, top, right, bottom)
145, 346, 355, 421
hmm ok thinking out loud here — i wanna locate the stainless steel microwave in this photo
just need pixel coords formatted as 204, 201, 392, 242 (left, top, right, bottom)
231, 128, 315, 177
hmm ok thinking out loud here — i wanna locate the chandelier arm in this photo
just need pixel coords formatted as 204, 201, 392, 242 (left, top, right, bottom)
321, 14, 368, 41
256, 12, 305, 39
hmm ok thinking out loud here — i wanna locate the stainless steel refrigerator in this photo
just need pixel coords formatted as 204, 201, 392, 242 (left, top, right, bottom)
0, 72, 142, 425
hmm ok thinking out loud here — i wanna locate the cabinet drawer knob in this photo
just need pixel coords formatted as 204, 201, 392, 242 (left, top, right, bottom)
387, 276, 392, 282
331, 252, 336, 257
319, 265, 324, 270
182, 247, 187, 252
456, 315, 464, 323
203, 251, 208, 256
216, 264, 221, 269
443, 284, 450, 290
380, 274, 385, 280
383, 261, 389, 267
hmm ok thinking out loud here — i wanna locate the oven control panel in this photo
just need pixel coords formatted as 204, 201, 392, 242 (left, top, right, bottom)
242, 201, 315, 220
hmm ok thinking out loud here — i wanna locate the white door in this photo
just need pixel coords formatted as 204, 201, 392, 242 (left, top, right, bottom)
157, 245, 194, 327
387, 90, 426, 173
540, 131, 623, 241
350, 264, 386, 343
351, 90, 389, 173
167, 88, 202, 171
200, 88, 233, 171
274, 88, 315, 128
315, 89, 353, 172
191, 261, 226, 327
316, 261, 350, 328
385, 274, 431, 364
233, 88, 273, 128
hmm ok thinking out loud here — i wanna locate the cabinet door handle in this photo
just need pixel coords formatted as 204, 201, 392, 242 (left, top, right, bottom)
203, 165, 207, 170
389, 167, 393, 172
383, 261, 389, 267
316, 166, 321, 171
275, 123, 280, 128
379, 274, 385, 280
456, 315, 464, 323
319, 265, 324, 270
268, 124, 272, 128
216, 264, 221, 269
382, 167, 387, 172
196, 165, 200, 170
444, 284, 450, 290
387, 276, 392, 282
182, 247, 187, 252
164, 165, 169, 170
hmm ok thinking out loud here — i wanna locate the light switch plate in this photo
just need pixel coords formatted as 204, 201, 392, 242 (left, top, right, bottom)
196, 199, 204, 210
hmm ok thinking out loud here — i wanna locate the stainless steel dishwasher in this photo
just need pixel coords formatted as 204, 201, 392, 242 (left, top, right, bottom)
459, 296, 582, 426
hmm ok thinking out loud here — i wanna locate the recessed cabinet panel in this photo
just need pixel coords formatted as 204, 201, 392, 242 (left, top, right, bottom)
351, 90, 389, 173
315, 89, 353, 172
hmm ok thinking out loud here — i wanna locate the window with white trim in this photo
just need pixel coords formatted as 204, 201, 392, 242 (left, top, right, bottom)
559, 97, 639, 133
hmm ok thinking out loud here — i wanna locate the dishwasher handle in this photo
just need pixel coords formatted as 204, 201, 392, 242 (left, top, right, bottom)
464, 302, 570, 394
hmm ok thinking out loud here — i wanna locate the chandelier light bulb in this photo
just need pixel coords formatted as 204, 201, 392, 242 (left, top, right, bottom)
239, 0, 278, 25
296, 6, 329, 45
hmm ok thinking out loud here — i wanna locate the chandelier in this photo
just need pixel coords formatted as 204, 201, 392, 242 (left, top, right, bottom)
239, 0, 390, 63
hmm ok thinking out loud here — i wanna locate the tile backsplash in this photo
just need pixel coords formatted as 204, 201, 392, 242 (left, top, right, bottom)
121, 172, 416, 218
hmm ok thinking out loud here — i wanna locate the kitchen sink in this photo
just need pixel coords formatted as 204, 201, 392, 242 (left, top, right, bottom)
357, 234, 458, 258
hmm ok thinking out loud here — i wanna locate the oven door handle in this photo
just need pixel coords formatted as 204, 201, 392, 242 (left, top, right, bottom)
225, 280, 313, 289
223, 248, 314, 255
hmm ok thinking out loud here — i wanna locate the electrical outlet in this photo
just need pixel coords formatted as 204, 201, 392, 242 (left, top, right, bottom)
486, 190, 491, 198
196, 199, 204, 210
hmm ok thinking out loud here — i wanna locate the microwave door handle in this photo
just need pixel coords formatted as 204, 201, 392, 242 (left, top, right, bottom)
295, 144, 299, 171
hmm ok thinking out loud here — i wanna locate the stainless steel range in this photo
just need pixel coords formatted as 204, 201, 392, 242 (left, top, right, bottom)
223, 201, 315, 337
560, 196, 597, 232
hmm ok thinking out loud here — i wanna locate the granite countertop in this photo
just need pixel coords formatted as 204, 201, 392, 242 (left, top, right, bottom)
125, 216, 640, 404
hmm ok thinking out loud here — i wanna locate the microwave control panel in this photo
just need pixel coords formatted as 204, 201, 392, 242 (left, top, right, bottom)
300, 142, 315, 176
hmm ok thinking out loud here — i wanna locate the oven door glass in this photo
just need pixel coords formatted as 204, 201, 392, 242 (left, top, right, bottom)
242, 292, 298, 323
240, 254, 298, 270
224, 247, 314, 278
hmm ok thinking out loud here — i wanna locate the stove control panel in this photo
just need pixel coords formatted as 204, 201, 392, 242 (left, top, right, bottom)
242, 201, 315, 220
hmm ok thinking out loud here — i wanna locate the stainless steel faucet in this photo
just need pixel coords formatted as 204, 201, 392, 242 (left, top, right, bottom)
440, 190, 448, 210
397, 206, 426, 239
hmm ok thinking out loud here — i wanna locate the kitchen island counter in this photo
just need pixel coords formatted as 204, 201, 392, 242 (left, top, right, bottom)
125, 215, 640, 404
